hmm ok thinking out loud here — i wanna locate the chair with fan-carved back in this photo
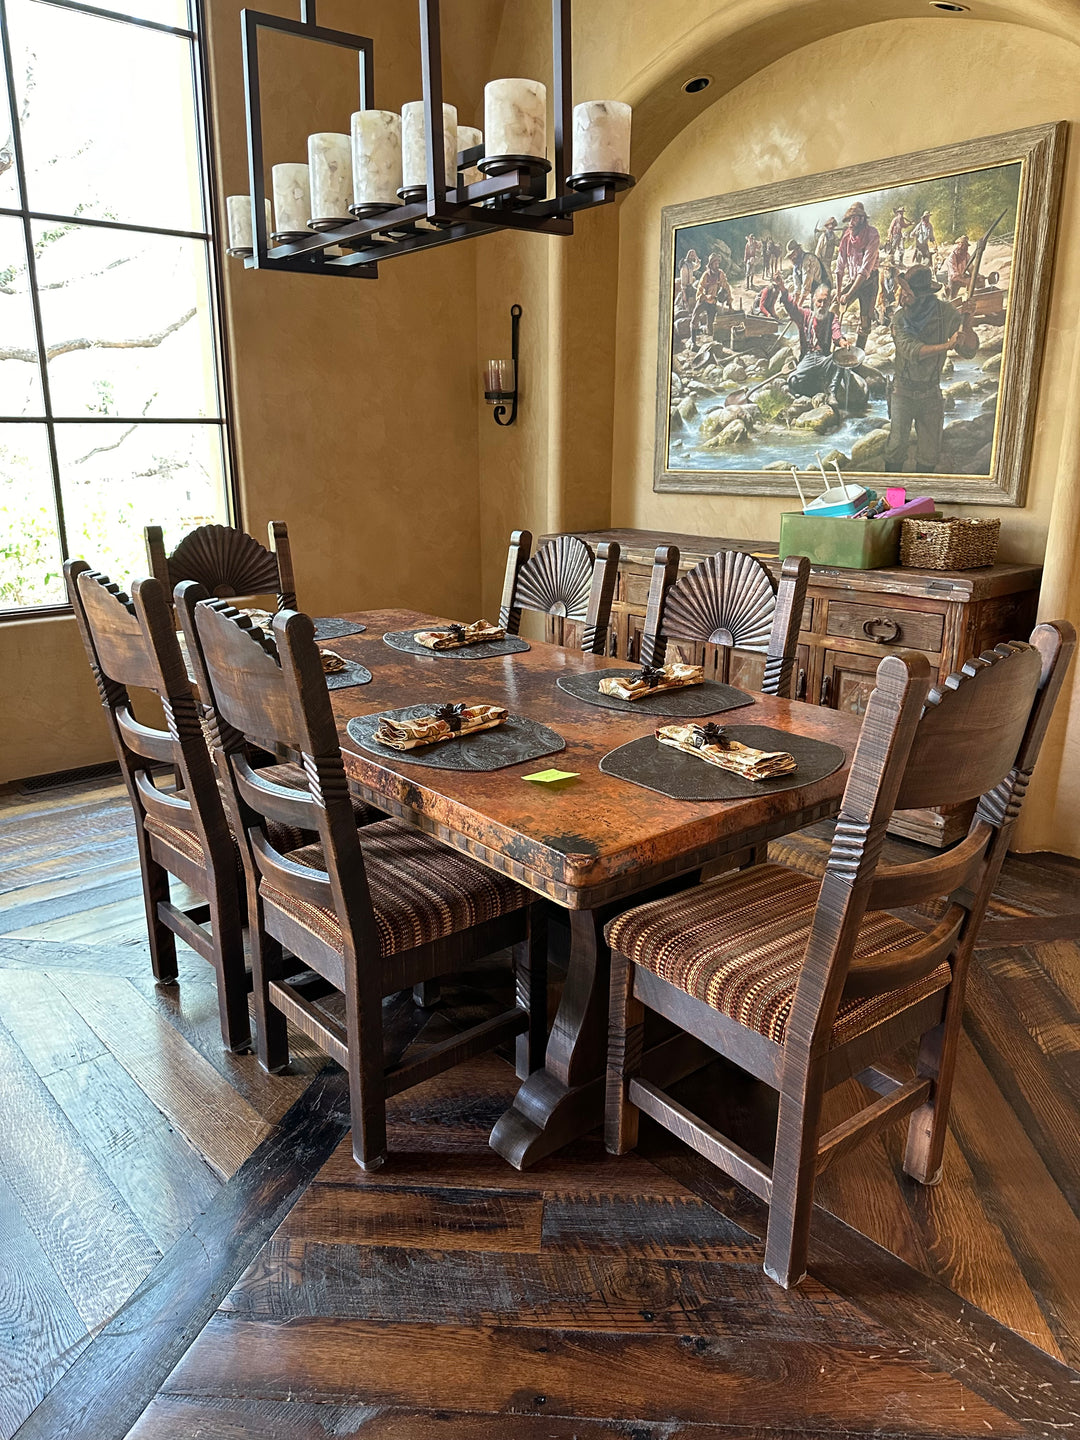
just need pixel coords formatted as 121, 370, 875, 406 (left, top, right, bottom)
605, 621, 1074, 1289
639, 546, 810, 699
65, 559, 256, 1050
145, 520, 296, 611
177, 591, 549, 1171
499, 530, 620, 655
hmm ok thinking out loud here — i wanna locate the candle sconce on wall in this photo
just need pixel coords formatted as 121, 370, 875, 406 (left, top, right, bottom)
484, 304, 521, 426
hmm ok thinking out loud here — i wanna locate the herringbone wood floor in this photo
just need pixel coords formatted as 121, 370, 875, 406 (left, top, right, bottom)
1, 776, 1078, 1439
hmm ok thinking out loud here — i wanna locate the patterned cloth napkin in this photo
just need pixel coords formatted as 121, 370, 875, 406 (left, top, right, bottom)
655, 723, 797, 781
180, 607, 347, 673
241, 606, 275, 629
598, 663, 704, 701
413, 619, 506, 650
239, 610, 344, 674
374, 703, 508, 750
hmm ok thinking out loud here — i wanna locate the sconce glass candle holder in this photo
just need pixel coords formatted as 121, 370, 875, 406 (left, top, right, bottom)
484, 358, 515, 404
484, 304, 521, 425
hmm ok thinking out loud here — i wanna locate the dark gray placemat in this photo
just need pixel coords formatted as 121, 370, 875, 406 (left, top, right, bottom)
557, 668, 754, 717
347, 705, 564, 771
383, 629, 531, 659
314, 616, 366, 639
325, 660, 372, 690
599, 724, 846, 801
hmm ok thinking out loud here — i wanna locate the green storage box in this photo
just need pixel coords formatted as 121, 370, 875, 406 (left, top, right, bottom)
778, 512, 902, 570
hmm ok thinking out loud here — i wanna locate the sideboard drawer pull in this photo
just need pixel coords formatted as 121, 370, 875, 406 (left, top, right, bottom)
863, 616, 902, 644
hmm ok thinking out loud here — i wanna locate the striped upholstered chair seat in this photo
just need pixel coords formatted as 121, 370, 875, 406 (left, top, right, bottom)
143, 761, 377, 873
261, 820, 529, 957
605, 863, 952, 1048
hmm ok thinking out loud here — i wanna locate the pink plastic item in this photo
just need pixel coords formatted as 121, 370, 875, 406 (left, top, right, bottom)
880, 495, 936, 519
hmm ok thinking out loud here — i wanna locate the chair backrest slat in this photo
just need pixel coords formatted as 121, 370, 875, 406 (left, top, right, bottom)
249, 829, 335, 908
189, 600, 301, 755
640, 546, 809, 697
234, 753, 318, 829
893, 642, 1044, 811
75, 571, 161, 695
867, 820, 993, 912
115, 706, 179, 766
145, 521, 296, 610
499, 530, 621, 654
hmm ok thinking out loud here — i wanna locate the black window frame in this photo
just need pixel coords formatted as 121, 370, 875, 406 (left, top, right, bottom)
0, 0, 238, 620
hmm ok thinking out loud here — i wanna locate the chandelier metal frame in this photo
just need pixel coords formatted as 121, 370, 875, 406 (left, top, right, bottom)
240, 0, 632, 279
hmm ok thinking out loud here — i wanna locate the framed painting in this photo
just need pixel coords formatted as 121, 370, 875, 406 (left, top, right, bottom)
654, 124, 1065, 505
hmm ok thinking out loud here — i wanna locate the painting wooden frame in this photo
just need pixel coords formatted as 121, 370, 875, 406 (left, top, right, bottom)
653, 124, 1065, 506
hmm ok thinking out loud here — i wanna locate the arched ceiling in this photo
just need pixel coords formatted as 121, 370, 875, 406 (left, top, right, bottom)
568, 0, 1080, 173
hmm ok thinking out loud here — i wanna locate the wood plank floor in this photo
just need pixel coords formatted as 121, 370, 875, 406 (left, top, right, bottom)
0, 775, 1078, 1438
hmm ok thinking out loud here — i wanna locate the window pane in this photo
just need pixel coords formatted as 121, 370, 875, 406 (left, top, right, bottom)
1, 68, 19, 207
0, 215, 45, 415
108, 1, 193, 27
35, 224, 219, 418
57, 422, 226, 583
0, 423, 65, 606
9, 0, 204, 231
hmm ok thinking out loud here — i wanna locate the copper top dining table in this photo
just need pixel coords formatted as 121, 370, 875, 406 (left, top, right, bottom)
322, 608, 863, 1168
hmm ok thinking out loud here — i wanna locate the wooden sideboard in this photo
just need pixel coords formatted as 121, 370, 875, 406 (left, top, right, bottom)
540, 528, 1042, 847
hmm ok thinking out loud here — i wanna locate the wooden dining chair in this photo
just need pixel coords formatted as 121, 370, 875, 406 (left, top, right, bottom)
145, 520, 296, 610
499, 530, 620, 655
639, 546, 810, 699
65, 560, 255, 1050
177, 588, 548, 1170
605, 621, 1074, 1287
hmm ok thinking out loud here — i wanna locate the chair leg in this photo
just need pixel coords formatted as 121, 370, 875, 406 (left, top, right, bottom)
763, 1070, 826, 1289
605, 951, 645, 1155
346, 973, 387, 1171
207, 882, 250, 1054
514, 906, 549, 1080
251, 912, 289, 1074
903, 985, 965, 1185
136, 831, 178, 984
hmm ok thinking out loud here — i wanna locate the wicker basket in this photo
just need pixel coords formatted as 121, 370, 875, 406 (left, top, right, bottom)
900, 516, 1000, 570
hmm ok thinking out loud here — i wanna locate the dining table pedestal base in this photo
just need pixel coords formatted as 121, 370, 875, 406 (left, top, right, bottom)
489, 903, 722, 1168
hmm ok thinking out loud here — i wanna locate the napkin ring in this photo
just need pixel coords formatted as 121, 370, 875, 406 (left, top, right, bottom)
691, 722, 729, 749
434, 702, 467, 732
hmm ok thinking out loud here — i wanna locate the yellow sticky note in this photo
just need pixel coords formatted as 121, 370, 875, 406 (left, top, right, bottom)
522, 768, 580, 784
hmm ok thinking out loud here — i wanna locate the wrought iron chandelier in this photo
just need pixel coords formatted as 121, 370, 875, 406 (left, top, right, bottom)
228, 0, 635, 280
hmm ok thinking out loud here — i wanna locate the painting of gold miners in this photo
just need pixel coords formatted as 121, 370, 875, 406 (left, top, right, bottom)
654, 126, 1064, 506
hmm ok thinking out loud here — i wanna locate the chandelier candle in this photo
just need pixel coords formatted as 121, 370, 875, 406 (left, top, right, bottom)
351, 109, 402, 213
400, 101, 458, 199
271, 163, 311, 240
572, 100, 631, 179
307, 132, 353, 229
483, 78, 546, 173
457, 124, 484, 186
226, 195, 271, 255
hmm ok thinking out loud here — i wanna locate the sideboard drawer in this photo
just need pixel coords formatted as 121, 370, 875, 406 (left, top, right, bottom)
825, 601, 945, 653
623, 571, 652, 608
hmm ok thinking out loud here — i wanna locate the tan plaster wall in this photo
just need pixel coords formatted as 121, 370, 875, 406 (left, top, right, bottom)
0, 617, 109, 780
